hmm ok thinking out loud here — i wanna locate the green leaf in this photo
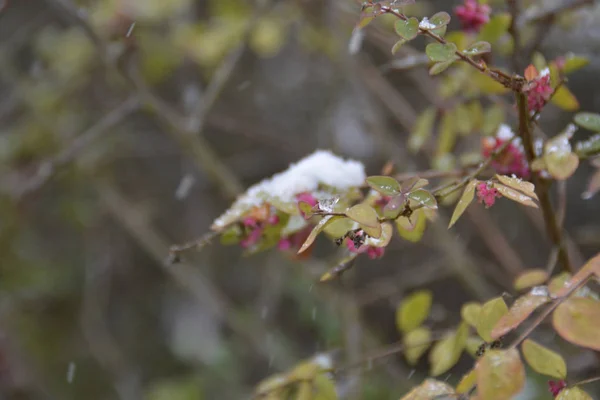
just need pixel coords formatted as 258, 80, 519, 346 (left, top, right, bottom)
557, 387, 593, 400
322, 217, 355, 239
366, 176, 401, 196
575, 133, 600, 158
574, 112, 600, 132
408, 189, 438, 209
403, 327, 432, 365
468, 101, 483, 132
391, 39, 407, 55
425, 42, 458, 62
396, 290, 433, 333
461, 302, 482, 328
396, 208, 426, 242
448, 180, 477, 228
431, 25, 447, 37
255, 373, 290, 397
548, 272, 572, 297
345, 204, 381, 238
399, 379, 455, 400
493, 183, 539, 208
298, 215, 342, 254
551, 85, 580, 111
429, 57, 459, 75
562, 54, 589, 75
395, 17, 419, 40
299, 201, 316, 219
521, 339, 567, 379
429, 322, 468, 376
476, 349, 525, 400
220, 224, 242, 245
429, 11, 451, 27
463, 41, 491, 56
553, 297, 600, 351
477, 13, 511, 43
476, 297, 508, 342
409, 107, 436, 153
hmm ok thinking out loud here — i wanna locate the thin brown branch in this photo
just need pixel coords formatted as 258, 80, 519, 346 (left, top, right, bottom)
13, 96, 139, 200
507, 0, 522, 72
516, 92, 573, 273
381, 6, 519, 89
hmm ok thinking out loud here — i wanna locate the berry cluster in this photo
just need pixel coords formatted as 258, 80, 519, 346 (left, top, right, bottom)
454, 0, 491, 33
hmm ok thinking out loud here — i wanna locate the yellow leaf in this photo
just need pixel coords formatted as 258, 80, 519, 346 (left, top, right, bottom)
522, 339, 567, 379
404, 327, 432, 365
429, 322, 468, 376
456, 369, 477, 394
448, 180, 478, 228
557, 387, 593, 400
396, 290, 433, 333
551, 85, 580, 111
476, 349, 525, 400
513, 269, 549, 291
399, 379, 455, 400
476, 297, 508, 342
552, 297, 600, 351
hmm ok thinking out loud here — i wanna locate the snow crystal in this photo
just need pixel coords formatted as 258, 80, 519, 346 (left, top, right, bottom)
313, 353, 333, 369
419, 17, 436, 30
496, 124, 515, 140
211, 150, 366, 230
540, 67, 550, 77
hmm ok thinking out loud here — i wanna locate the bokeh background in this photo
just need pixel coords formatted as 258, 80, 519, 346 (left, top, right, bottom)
1, 0, 600, 399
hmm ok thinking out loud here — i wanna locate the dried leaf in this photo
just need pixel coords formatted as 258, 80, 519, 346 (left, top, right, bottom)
491, 292, 550, 339
476, 349, 525, 400
396, 290, 433, 333
449, 180, 478, 228
553, 252, 600, 298
399, 379, 455, 400
514, 269, 549, 291
495, 174, 538, 200
298, 215, 342, 254
493, 183, 538, 208
553, 297, 600, 351
522, 339, 567, 379
477, 297, 508, 342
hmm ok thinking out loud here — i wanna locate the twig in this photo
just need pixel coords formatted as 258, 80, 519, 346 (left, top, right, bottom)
573, 376, 600, 386
380, 6, 519, 90
13, 96, 139, 200
507, 0, 522, 72
43, 0, 246, 199
516, 92, 573, 273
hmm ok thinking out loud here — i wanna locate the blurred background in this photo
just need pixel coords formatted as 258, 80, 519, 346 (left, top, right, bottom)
1, 0, 600, 399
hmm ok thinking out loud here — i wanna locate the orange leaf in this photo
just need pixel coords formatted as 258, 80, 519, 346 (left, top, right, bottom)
552, 297, 600, 351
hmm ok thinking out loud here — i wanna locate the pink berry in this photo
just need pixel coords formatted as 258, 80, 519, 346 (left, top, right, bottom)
454, 0, 491, 33
548, 380, 567, 397
476, 182, 501, 208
